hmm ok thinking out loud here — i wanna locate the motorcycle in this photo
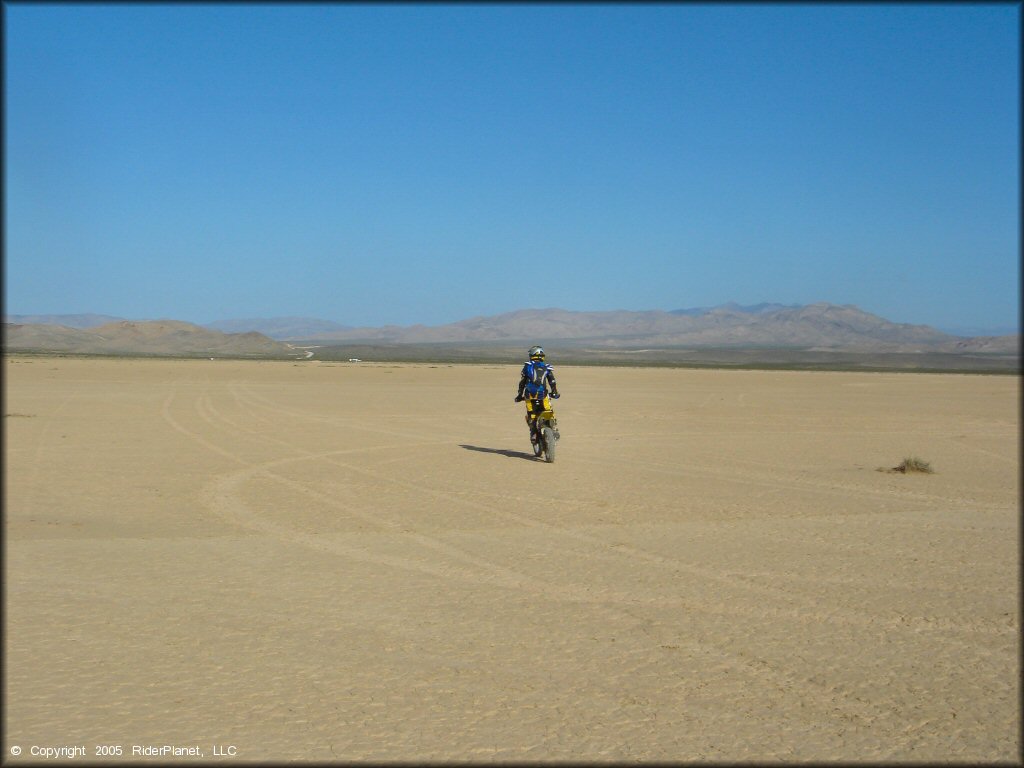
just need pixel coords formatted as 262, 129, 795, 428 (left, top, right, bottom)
525, 393, 560, 463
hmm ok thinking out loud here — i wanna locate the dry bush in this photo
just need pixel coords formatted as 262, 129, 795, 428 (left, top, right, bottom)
878, 456, 934, 474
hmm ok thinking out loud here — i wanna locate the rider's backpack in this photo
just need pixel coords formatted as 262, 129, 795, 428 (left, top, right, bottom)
524, 360, 549, 395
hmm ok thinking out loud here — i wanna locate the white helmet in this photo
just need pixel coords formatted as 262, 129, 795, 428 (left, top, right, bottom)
528, 346, 545, 360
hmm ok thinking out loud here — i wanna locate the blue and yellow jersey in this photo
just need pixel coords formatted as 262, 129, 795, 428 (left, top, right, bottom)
519, 359, 557, 397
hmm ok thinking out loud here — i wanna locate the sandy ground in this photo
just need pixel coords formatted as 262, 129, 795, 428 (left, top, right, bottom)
3, 356, 1019, 763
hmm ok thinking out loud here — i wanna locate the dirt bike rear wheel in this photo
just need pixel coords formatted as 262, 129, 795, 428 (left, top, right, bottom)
541, 426, 556, 463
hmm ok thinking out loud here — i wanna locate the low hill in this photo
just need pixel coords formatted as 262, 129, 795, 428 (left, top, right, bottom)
4, 313, 127, 328
4, 320, 296, 358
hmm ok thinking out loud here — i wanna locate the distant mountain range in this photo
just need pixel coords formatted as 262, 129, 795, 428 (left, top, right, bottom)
210, 303, 1018, 354
3, 319, 294, 358
205, 316, 352, 337
5, 313, 128, 329
4, 304, 1020, 358
669, 302, 802, 317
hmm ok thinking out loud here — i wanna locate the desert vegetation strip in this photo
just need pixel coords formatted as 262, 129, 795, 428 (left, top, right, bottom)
3, 346, 1019, 373
286, 344, 1021, 374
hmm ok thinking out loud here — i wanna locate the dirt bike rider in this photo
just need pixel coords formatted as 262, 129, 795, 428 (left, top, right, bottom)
514, 346, 560, 447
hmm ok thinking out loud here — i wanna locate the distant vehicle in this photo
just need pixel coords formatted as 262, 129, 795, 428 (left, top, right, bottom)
348, 358, 363, 362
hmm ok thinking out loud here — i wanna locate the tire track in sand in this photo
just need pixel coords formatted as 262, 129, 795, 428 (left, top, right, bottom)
165, 381, 993, 736
219, 383, 1013, 639
191, 423, 918, 738
194, 387, 691, 606
18, 390, 79, 519
177, 385, 626, 603
200, 384, 847, 619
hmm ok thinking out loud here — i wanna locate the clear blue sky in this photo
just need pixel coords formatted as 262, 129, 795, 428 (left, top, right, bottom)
5, 3, 1020, 333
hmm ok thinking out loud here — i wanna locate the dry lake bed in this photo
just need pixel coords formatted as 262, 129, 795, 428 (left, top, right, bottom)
4, 356, 1019, 762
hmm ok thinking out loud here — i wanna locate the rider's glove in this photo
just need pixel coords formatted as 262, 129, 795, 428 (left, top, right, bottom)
550, 392, 560, 399
514, 395, 524, 402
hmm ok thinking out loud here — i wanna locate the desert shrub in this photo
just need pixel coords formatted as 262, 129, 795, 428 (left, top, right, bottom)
899, 457, 933, 473
878, 456, 934, 474
876, 456, 933, 475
